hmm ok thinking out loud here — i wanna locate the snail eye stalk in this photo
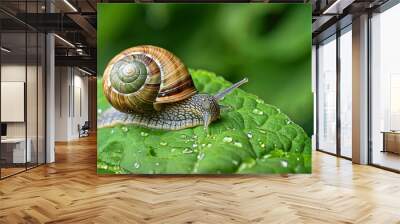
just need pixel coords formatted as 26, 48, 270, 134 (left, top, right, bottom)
214, 78, 248, 101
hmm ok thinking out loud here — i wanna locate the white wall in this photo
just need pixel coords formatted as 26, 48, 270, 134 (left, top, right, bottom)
55, 67, 89, 141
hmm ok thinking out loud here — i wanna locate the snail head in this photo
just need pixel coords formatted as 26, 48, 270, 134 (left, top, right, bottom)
194, 78, 248, 132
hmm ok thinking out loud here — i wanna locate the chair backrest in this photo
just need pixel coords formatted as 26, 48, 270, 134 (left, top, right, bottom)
82, 121, 90, 129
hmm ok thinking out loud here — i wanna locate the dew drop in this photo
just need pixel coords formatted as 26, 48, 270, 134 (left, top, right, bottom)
252, 108, 264, 115
201, 143, 206, 147
259, 142, 265, 148
223, 136, 233, 143
134, 162, 140, 169
281, 161, 288, 168
232, 160, 239, 166
155, 162, 160, 166
256, 99, 264, 104
140, 132, 149, 137
234, 142, 243, 148
247, 132, 253, 139
193, 135, 198, 139
110, 129, 115, 134
286, 120, 292, 125
197, 152, 205, 160
182, 148, 193, 154
121, 126, 128, 132
207, 143, 212, 148
160, 141, 168, 146
192, 143, 198, 148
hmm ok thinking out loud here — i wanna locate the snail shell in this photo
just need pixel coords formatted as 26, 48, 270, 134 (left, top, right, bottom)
103, 45, 197, 114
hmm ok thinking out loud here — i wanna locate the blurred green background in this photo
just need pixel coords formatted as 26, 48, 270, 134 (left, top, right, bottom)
98, 3, 313, 136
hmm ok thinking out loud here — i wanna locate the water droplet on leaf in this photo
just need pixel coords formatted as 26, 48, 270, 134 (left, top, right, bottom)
197, 152, 205, 160
247, 132, 253, 139
256, 99, 264, 104
234, 142, 243, 148
140, 132, 149, 137
252, 108, 264, 115
223, 136, 233, 143
258, 129, 266, 134
182, 148, 193, 154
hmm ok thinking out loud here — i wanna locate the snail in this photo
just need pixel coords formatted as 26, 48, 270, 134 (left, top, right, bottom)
98, 45, 247, 131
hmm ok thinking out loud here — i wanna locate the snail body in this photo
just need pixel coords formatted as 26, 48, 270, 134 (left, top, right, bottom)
100, 45, 247, 131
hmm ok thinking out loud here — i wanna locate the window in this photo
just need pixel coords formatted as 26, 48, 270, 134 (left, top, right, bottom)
317, 35, 337, 154
339, 27, 352, 158
370, 3, 400, 171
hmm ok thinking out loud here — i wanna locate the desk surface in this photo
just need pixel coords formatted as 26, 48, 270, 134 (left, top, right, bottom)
381, 131, 400, 134
1, 138, 27, 143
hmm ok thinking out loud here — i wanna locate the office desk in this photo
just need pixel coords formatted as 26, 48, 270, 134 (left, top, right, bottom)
1, 138, 31, 163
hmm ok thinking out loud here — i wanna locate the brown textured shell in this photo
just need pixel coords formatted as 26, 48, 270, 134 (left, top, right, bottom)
102, 45, 197, 114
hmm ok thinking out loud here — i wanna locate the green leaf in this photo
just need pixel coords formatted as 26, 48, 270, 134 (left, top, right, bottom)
97, 69, 311, 174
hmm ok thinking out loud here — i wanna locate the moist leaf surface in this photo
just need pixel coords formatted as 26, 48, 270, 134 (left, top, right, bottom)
97, 70, 311, 174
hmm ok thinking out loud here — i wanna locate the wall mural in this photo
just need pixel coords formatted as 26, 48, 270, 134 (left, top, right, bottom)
97, 3, 312, 174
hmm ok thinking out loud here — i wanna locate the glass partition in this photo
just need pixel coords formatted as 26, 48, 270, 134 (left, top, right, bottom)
317, 35, 337, 154
38, 32, 45, 165
1, 30, 27, 177
27, 30, 38, 169
370, 3, 400, 171
0, 2, 46, 179
339, 26, 352, 158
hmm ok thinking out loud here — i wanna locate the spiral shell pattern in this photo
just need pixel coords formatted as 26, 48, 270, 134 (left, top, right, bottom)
103, 45, 197, 114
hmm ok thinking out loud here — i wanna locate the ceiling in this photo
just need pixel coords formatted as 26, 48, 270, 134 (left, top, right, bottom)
0, 0, 393, 73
